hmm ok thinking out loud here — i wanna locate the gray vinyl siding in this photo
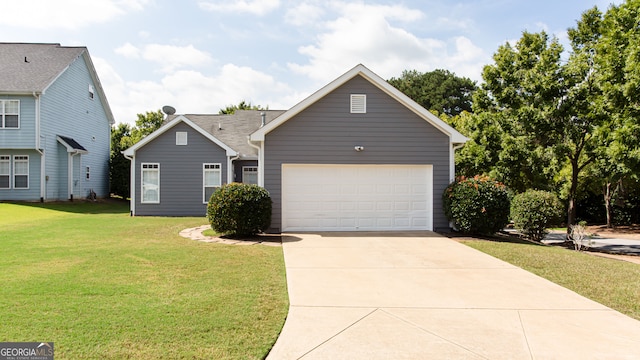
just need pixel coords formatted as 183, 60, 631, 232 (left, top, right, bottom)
40, 53, 111, 200
264, 75, 451, 232
134, 122, 229, 216
0, 95, 36, 148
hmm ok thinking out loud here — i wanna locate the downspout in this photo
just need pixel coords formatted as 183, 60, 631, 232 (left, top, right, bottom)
124, 152, 135, 216
228, 155, 240, 184
247, 138, 263, 187
450, 143, 465, 182
33, 92, 45, 202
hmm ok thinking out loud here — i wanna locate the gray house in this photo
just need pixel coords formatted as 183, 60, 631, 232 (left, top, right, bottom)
125, 64, 467, 231
0, 43, 114, 201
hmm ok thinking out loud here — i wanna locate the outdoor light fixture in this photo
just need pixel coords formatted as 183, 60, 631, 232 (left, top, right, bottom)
354, 146, 364, 151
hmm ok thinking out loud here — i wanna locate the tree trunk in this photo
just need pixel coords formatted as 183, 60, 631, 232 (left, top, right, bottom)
603, 182, 613, 228
566, 159, 580, 240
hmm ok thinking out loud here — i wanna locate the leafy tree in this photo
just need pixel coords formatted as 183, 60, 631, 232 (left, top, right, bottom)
388, 69, 477, 116
219, 100, 266, 115
109, 123, 133, 198
109, 110, 165, 198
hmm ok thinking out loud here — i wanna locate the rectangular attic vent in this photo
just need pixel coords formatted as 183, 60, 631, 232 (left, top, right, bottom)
350, 94, 366, 113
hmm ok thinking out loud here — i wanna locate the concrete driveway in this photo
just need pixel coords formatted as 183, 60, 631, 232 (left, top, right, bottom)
267, 232, 640, 360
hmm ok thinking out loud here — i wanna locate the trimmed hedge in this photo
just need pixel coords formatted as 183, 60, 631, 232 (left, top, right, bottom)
207, 183, 272, 236
511, 189, 563, 241
443, 175, 510, 235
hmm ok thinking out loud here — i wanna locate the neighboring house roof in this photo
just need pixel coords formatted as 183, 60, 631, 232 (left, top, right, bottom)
169, 110, 285, 159
0, 42, 115, 124
57, 135, 88, 154
123, 115, 243, 157
250, 64, 469, 144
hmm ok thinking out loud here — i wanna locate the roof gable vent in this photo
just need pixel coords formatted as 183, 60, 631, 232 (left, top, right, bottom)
350, 94, 366, 113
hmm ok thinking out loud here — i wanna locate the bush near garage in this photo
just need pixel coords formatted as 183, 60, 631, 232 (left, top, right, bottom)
511, 189, 563, 241
443, 175, 510, 235
207, 183, 272, 237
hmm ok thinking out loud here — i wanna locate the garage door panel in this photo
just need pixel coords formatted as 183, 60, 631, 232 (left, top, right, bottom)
282, 164, 432, 231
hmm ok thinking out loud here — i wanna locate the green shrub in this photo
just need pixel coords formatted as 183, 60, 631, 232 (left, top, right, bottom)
443, 175, 510, 235
510, 189, 563, 241
207, 183, 272, 236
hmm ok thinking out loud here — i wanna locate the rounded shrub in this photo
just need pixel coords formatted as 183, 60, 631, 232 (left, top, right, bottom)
443, 175, 510, 235
207, 183, 272, 236
510, 189, 563, 242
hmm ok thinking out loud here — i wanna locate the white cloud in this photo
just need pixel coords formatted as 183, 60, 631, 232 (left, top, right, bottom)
0, 0, 149, 29
198, 0, 280, 16
115, 43, 213, 73
285, 3, 325, 27
115, 42, 141, 59
288, 1, 488, 82
94, 58, 293, 125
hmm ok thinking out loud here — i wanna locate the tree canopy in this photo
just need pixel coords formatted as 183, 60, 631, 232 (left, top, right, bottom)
388, 69, 476, 116
219, 100, 266, 115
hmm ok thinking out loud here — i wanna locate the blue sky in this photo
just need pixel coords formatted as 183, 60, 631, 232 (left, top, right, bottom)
1, 0, 620, 125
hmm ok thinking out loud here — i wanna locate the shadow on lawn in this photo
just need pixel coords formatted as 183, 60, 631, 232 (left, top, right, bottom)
2, 197, 130, 215
440, 230, 548, 247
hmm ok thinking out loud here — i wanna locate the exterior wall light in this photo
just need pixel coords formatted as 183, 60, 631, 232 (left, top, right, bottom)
354, 146, 364, 151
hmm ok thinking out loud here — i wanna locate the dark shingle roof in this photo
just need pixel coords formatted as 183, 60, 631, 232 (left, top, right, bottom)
167, 110, 285, 159
0, 43, 86, 93
57, 135, 88, 152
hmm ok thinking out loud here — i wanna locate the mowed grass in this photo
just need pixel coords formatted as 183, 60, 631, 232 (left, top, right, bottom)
462, 239, 640, 321
0, 200, 288, 359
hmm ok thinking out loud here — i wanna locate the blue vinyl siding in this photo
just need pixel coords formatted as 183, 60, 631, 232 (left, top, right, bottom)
0, 96, 36, 148
39, 53, 111, 200
0, 150, 41, 201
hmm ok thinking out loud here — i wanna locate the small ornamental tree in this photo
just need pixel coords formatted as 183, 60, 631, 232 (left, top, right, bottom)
443, 175, 510, 235
207, 183, 272, 237
511, 189, 563, 242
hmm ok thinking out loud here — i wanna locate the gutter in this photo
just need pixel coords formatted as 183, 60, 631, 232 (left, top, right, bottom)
228, 154, 240, 183
123, 152, 135, 216
33, 92, 46, 201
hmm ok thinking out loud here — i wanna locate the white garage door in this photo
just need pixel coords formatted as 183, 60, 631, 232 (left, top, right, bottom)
282, 164, 432, 231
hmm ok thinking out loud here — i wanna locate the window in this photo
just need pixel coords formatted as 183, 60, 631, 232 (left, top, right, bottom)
1, 100, 19, 128
13, 155, 28, 189
86, 166, 90, 180
141, 163, 160, 203
0, 156, 9, 189
243, 166, 258, 185
88, 84, 95, 100
350, 94, 366, 113
203, 163, 221, 203
176, 131, 187, 145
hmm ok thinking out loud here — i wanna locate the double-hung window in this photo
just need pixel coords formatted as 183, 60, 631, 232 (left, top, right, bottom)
141, 163, 160, 203
203, 163, 221, 203
1, 100, 20, 128
242, 166, 258, 185
0, 156, 9, 189
13, 155, 28, 189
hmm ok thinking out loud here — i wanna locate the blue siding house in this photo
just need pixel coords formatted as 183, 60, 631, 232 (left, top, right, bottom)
0, 43, 114, 201
125, 65, 468, 232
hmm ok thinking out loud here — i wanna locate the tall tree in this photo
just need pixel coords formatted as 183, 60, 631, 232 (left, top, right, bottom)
131, 109, 165, 141
219, 100, 266, 115
388, 69, 477, 116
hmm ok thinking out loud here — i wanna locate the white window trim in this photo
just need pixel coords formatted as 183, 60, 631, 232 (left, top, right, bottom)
203, 163, 221, 203
141, 163, 160, 204
242, 166, 258, 185
0, 155, 10, 189
350, 94, 366, 114
176, 131, 188, 146
88, 84, 95, 100
13, 155, 29, 189
0, 99, 20, 129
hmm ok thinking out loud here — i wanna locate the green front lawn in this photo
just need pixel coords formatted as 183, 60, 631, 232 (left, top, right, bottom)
0, 200, 288, 359
462, 238, 640, 321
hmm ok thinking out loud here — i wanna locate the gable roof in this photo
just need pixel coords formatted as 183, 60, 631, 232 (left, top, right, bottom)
123, 115, 239, 157
171, 110, 285, 159
57, 135, 88, 154
0, 43, 115, 124
250, 64, 468, 144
